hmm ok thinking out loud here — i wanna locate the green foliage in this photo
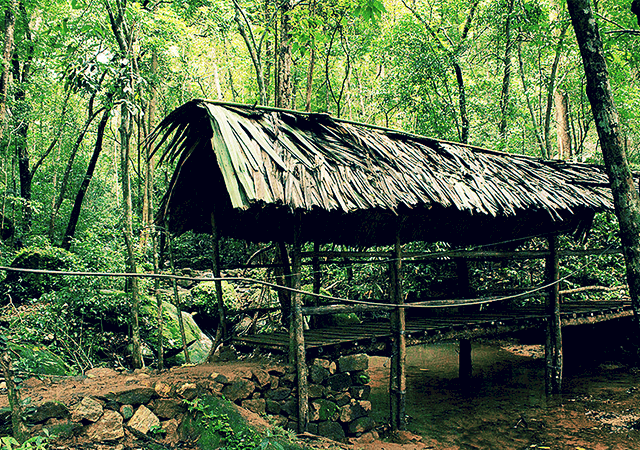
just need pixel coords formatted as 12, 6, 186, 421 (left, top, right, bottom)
0, 435, 48, 450
2, 245, 80, 302
190, 281, 240, 320
182, 396, 293, 450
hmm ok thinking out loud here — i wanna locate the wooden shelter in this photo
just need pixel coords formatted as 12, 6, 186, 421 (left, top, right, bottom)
152, 99, 618, 432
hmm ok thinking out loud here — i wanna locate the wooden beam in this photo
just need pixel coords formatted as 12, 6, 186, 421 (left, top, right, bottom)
545, 235, 563, 395
291, 212, 308, 433
207, 211, 226, 362
389, 228, 406, 432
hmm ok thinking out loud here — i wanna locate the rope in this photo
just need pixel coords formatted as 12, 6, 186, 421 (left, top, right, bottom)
0, 242, 625, 310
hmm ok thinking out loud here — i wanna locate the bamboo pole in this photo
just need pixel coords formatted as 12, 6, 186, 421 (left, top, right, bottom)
389, 228, 406, 431
545, 235, 562, 395
291, 212, 308, 433
207, 211, 227, 362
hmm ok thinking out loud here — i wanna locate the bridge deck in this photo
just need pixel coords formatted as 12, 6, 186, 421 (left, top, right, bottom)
232, 301, 634, 358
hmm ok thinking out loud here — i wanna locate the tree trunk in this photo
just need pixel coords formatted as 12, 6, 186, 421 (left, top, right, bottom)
276, 0, 293, 108
566, 0, 640, 339
543, 23, 569, 158
0, 0, 16, 137
61, 109, 110, 250
555, 90, 572, 160
498, 0, 514, 140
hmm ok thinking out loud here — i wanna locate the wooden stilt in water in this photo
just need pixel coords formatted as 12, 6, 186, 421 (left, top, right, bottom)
545, 235, 562, 395
389, 228, 406, 431
459, 339, 472, 380
291, 212, 308, 433
206, 211, 227, 362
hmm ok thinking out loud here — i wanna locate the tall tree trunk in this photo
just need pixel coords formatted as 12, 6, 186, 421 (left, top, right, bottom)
554, 90, 572, 160
543, 23, 569, 158
517, 37, 546, 156
276, 0, 292, 108
0, 0, 16, 138
566, 0, 640, 340
13, 2, 32, 234
498, 0, 514, 140
61, 109, 110, 250
141, 51, 158, 250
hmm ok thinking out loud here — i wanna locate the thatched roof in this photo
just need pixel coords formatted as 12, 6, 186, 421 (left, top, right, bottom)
153, 100, 615, 246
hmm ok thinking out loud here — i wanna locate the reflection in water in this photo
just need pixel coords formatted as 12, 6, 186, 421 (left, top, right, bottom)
368, 340, 640, 447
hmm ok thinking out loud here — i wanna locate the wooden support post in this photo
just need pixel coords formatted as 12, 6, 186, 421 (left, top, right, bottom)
291, 213, 308, 433
311, 242, 321, 329
206, 211, 227, 363
389, 229, 406, 431
459, 339, 472, 380
167, 232, 190, 364
545, 235, 562, 395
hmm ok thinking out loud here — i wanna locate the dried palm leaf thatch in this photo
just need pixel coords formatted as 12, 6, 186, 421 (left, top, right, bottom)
151, 100, 615, 246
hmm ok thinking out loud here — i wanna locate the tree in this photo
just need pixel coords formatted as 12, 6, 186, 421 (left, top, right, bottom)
566, 0, 640, 334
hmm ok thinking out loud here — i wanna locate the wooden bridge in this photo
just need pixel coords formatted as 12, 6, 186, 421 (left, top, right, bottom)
233, 301, 634, 359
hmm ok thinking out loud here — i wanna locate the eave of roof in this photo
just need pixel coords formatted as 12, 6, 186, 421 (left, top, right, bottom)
152, 100, 615, 245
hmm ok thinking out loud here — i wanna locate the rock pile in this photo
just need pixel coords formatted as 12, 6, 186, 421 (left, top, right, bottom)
8, 354, 374, 446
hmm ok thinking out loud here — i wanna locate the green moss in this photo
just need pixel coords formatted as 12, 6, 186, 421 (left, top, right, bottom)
2, 246, 79, 301
141, 296, 202, 353
181, 396, 304, 450
313, 399, 339, 421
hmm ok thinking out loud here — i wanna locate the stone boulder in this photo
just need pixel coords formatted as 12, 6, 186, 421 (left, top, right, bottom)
86, 410, 124, 441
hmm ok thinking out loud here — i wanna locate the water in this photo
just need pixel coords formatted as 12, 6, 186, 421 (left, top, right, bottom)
368, 339, 640, 448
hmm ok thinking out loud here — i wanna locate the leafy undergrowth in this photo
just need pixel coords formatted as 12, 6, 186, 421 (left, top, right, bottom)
180, 395, 303, 450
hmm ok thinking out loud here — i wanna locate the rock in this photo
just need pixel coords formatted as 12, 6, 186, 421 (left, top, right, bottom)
154, 381, 173, 398
327, 373, 351, 392
339, 401, 370, 422
213, 373, 229, 384
331, 392, 351, 407
242, 399, 266, 415
127, 405, 160, 435
28, 401, 69, 424
86, 409, 124, 441
108, 387, 156, 406
265, 400, 281, 415
351, 371, 370, 385
281, 373, 296, 387
176, 382, 199, 400
152, 399, 186, 419
142, 299, 201, 355
85, 368, 119, 378
269, 376, 279, 390
267, 365, 287, 376
202, 380, 224, 395
221, 379, 256, 402
338, 354, 369, 373
252, 369, 270, 388
170, 334, 213, 366
70, 397, 104, 423
306, 422, 319, 435
349, 385, 371, 400
161, 418, 181, 445
309, 365, 329, 384
119, 405, 134, 420
318, 420, 345, 441
11, 343, 70, 376
348, 416, 375, 434
310, 399, 339, 422
266, 387, 291, 401
308, 384, 325, 398
281, 399, 297, 417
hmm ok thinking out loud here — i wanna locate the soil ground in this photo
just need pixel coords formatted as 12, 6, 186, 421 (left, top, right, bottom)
4, 326, 640, 450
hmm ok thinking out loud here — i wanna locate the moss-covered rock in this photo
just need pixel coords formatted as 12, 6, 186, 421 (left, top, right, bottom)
141, 297, 202, 356
189, 281, 240, 321
2, 246, 79, 302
